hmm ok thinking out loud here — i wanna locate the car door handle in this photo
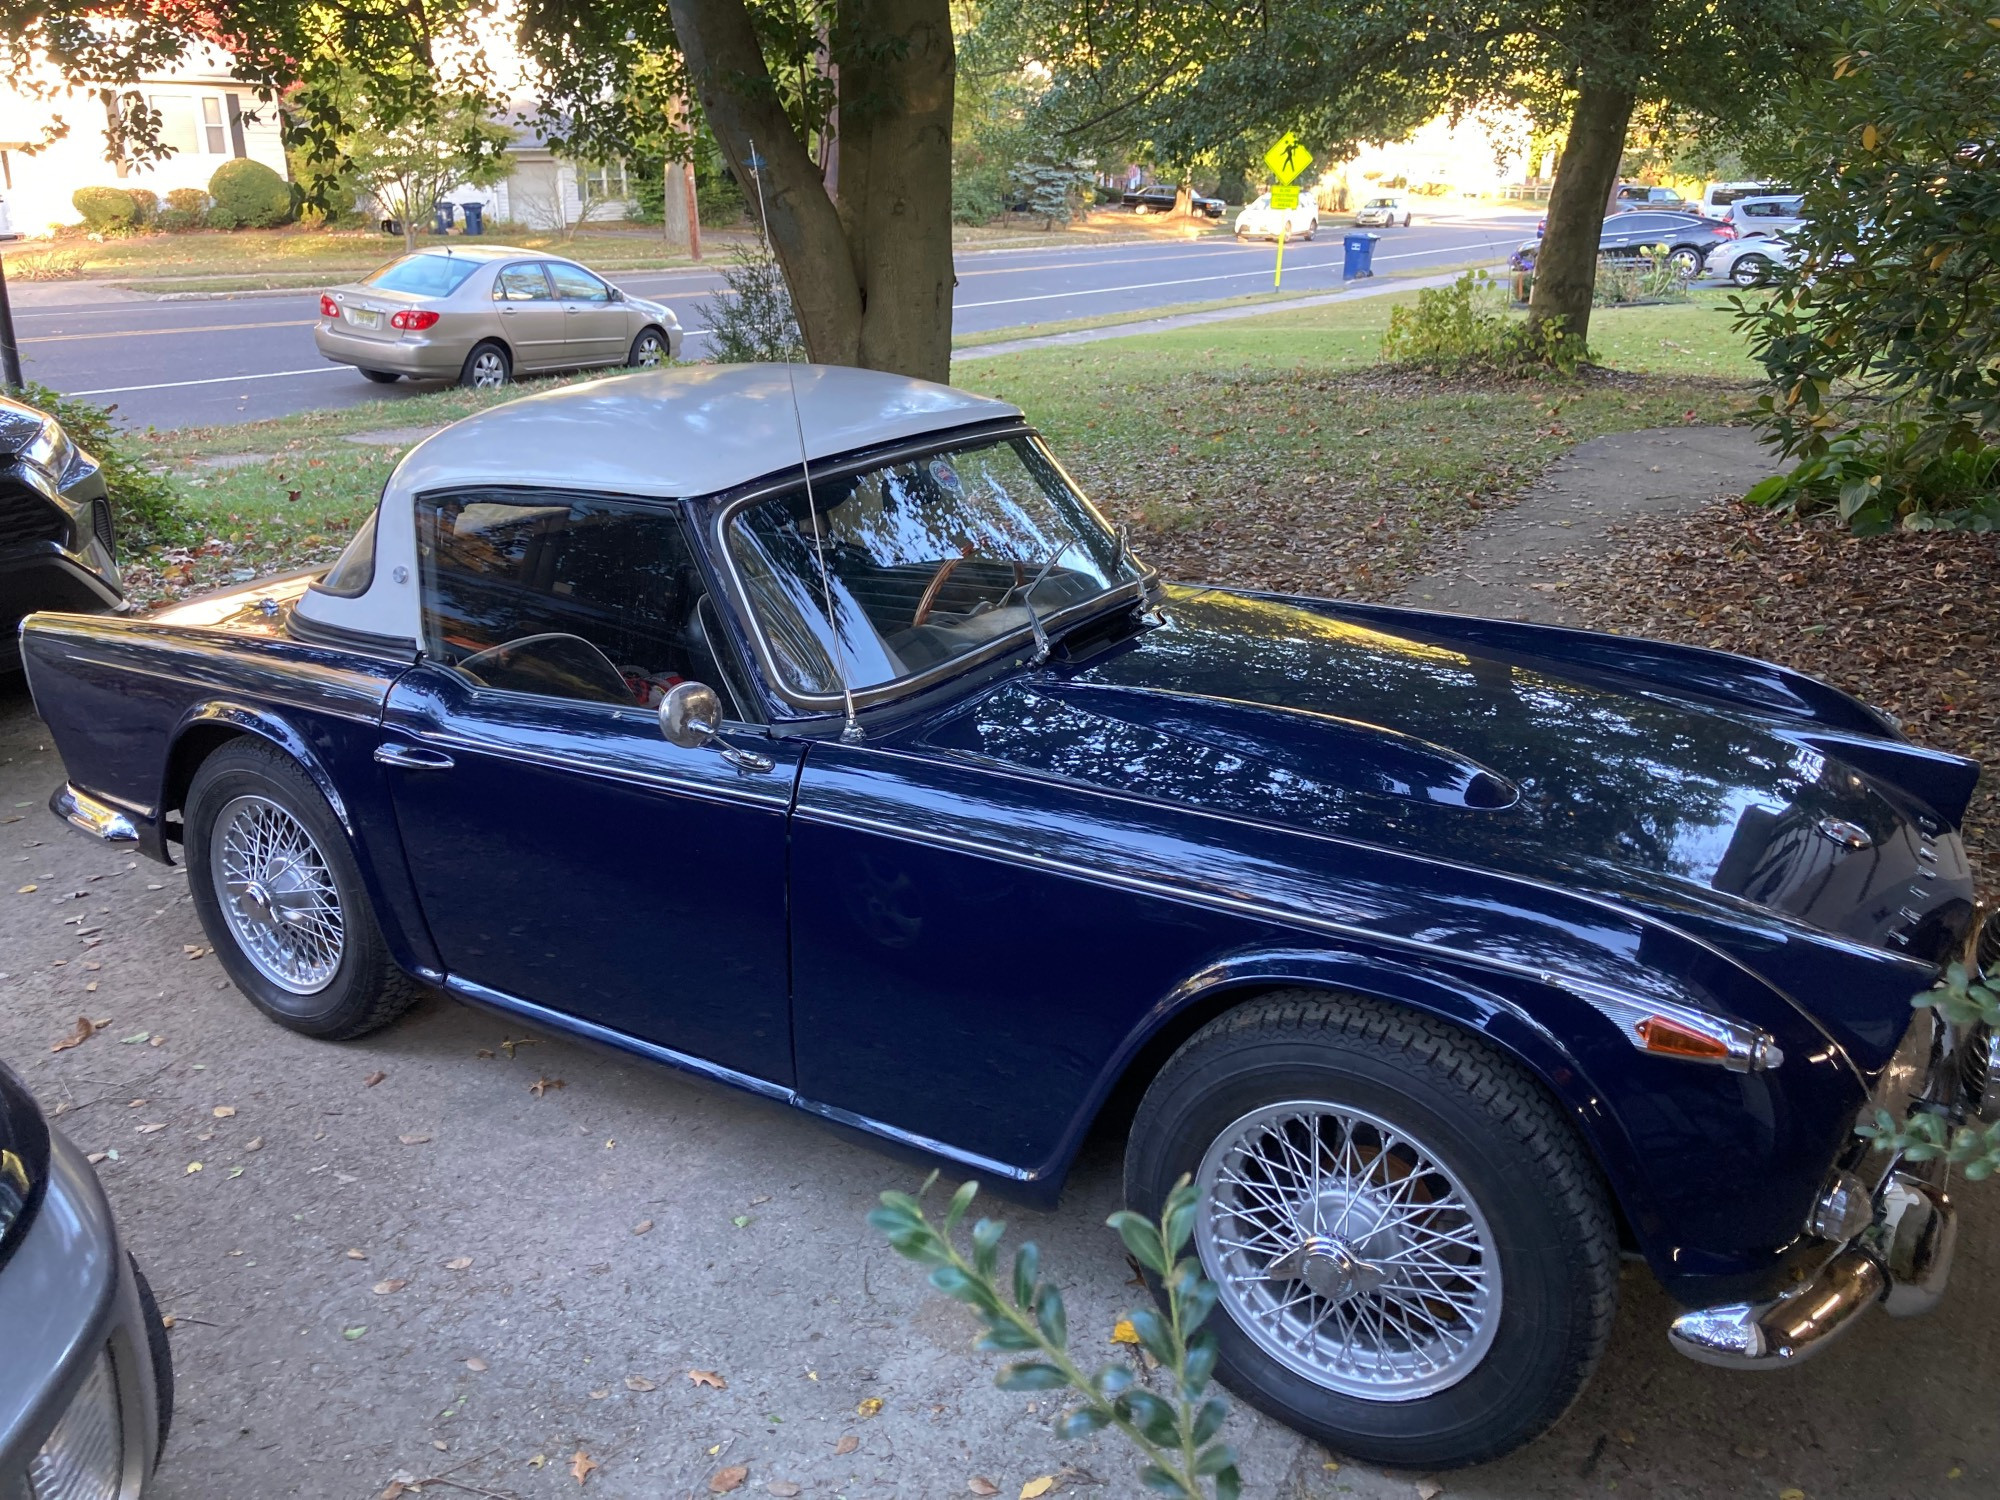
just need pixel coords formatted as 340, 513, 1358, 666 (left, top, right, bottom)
374, 743, 455, 770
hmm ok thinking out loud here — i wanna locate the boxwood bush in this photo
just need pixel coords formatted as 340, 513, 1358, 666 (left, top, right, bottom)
206, 159, 292, 229
158, 187, 210, 231
72, 186, 139, 234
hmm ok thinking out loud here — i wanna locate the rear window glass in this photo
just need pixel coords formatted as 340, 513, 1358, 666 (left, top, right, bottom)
363, 254, 482, 297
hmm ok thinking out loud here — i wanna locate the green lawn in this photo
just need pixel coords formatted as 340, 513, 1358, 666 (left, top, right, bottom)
124, 288, 1767, 607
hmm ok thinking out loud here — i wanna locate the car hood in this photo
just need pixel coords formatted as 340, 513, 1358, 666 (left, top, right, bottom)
0, 1060, 50, 1272
924, 586, 1975, 964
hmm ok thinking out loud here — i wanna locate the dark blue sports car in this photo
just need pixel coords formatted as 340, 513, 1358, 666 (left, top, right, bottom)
19, 365, 1993, 1469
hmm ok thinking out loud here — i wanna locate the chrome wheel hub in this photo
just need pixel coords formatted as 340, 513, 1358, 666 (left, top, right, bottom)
1196, 1101, 1501, 1401
211, 795, 344, 994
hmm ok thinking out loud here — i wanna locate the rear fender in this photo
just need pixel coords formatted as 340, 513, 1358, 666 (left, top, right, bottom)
165, 701, 354, 840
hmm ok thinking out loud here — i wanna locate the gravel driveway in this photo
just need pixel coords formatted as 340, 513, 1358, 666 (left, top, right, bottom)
2, 672, 1992, 1500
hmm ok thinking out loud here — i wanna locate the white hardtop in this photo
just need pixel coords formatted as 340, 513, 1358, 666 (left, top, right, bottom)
291, 363, 1024, 645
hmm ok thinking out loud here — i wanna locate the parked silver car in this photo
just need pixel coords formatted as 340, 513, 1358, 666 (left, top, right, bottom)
314, 247, 684, 389
1705, 235, 1797, 287
1728, 194, 1806, 240
1, 1056, 173, 1498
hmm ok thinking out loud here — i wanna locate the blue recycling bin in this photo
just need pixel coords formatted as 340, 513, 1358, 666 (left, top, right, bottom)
432, 201, 457, 235
460, 201, 485, 235
1343, 231, 1381, 279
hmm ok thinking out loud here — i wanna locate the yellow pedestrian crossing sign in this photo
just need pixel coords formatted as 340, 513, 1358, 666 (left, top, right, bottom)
1264, 132, 1312, 185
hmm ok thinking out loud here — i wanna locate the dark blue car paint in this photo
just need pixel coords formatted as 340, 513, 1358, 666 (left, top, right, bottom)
19, 553, 1979, 1313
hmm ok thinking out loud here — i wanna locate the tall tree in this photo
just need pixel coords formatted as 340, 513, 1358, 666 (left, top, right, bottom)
983, 0, 1822, 349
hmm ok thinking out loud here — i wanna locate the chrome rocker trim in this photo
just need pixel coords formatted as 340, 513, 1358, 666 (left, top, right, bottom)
1667, 1164, 1956, 1370
49, 782, 139, 843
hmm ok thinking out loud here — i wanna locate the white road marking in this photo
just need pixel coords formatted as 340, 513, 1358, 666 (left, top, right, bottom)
68, 366, 350, 397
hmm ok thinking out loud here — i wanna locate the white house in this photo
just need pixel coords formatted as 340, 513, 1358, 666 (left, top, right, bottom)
443, 113, 634, 231
0, 43, 289, 237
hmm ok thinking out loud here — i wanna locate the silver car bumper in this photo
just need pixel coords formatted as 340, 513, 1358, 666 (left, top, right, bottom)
313, 322, 462, 379
0, 1131, 166, 1498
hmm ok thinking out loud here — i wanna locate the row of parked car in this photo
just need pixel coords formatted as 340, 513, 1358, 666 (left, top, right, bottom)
1509, 182, 1805, 286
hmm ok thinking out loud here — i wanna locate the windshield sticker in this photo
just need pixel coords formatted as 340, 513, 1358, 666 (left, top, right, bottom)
928, 458, 963, 498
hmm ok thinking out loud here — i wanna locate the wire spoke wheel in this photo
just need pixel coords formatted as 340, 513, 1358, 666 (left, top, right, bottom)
1196, 1100, 1501, 1401
210, 794, 345, 995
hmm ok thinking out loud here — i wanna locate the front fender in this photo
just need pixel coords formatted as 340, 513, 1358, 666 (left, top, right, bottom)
1094, 942, 1864, 1308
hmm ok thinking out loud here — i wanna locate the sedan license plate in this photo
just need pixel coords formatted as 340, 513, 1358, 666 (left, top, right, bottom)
346, 307, 381, 329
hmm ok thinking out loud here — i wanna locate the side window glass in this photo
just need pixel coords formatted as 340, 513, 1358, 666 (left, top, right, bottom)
548, 263, 611, 302
413, 490, 741, 718
494, 264, 553, 302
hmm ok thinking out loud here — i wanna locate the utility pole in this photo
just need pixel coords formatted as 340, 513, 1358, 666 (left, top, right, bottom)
0, 253, 22, 391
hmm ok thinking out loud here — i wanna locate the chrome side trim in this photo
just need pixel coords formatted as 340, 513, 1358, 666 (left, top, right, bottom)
50, 783, 139, 843
796, 804, 1777, 1068
406, 726, 792, 812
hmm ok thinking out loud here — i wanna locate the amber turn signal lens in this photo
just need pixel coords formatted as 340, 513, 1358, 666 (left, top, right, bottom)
1635, 1015, 1732, 1062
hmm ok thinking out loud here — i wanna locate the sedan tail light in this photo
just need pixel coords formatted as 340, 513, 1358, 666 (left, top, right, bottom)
1715, 223, 1738, 239
390, 309, 440, 331
319, 295, 340, 318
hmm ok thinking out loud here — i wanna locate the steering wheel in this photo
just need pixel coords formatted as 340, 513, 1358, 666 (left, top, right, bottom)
912, 557, 1028, 628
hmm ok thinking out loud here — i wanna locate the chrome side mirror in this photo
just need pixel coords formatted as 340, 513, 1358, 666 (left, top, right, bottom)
659, 681, 722, 748
658, 682, 774, 774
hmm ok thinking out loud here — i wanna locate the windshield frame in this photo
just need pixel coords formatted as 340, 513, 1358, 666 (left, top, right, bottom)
709, 420, 1153, 717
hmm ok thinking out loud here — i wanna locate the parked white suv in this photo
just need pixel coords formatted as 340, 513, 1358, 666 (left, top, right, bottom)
1729, 195, 1806, 239
1234, 193, 1319, 241
1700, 180, 1791, 218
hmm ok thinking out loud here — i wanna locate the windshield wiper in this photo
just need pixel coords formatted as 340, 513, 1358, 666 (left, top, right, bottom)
1009, 538, 1085, 666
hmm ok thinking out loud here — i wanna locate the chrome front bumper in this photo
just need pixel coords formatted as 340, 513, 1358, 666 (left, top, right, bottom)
51, 784, 139, 843
1667, 1164, 1956, 1368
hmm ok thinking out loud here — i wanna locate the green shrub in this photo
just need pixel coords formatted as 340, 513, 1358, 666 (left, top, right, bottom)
158, 187, 209, 231
72, 186, 139, 234
1741, 419, 2000, 533
696, 169, 745, 226
952, 162, 1006, 225
125, 187, 159, 227
207, 159, 293, 229
16, 382, 191, 549
706, 243, 804, 363
1382, 270, 1593, 375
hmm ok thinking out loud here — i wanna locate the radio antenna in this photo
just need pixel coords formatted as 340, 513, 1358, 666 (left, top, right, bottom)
749, 138, 863, 744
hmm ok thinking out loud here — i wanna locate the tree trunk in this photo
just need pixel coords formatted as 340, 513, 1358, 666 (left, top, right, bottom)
669, 0, 954, 381
1525, 79, 1634, 352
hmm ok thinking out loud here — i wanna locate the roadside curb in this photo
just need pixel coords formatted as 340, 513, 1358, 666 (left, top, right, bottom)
952, 264, 1498, 361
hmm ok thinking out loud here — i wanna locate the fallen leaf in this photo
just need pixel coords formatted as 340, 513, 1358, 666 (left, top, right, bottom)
148, 1035, 165, 1047
732, 1215, 751, 1228
18, 883, 38, 893
856, 1397, 883, 1419
380, 1483, 408, 1500
346, 1248, 367, 1260
213, 1105, 236, 1118
445, 1256, 473, 1270
624, 1375, 657, 1391
970, 1480, 1000, 1497
833, 1435, 859, 1456
51, 1015, 106, 1052
1020, 1479, 1054, 1500
465, 1357, 488, 1372
530, 1076, 565, 1097
1417, 1483, 1444, 1500
137, 1122, 167, 1134
227, 1166, 244, 1179
364, 1071, 387, 1087
184, 1161, 203, 1175
84, 980, 98, 992
343, 1326, 367, 1340
528, 1454, 547, 1469
709, 1465, 747, 1493
633, 1218, 654, 1235
371, 1279, 408, 1295
1110, 1319, 1141, 1345
120, 1031, 151, 1045
245, 1137, 264, 1152
589, 1387, 609, 1399
571, 1450, 599, 1486
398, 1133, 432, 1145
500, 1035, 539, 1057
769, 1484, 802, 1497
749, 1194, 772, 1206
1778, 1491, 1805, 1500
688, 1368, 727, 1389
87, 1151, 109, 1164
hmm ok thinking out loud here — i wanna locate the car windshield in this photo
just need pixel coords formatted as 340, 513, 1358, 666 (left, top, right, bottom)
726, 435, 1141, 698
363, 253, 483, 297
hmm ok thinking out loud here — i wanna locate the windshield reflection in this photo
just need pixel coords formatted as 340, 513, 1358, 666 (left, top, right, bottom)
727, 437, 1138, 696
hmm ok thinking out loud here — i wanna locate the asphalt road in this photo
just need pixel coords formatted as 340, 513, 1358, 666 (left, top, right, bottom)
1, 674, 1993, 1500
9, 216, 1535, 429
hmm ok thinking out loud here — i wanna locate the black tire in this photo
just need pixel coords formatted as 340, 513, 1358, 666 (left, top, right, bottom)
1124, 990, 1618, 1470
359, 369, 402, 384
131, 1257, 174, 1463
627, 326, 670, 368
1730, 253, 1773, 288
184, 738, 422, 1040
459, 340, 511, 390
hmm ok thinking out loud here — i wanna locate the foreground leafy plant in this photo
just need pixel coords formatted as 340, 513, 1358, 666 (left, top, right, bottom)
18, 382, 190, 548
869, 1174, 1242, 1499
1858, 964, 2000, 1177
1382, 270, 1590, 376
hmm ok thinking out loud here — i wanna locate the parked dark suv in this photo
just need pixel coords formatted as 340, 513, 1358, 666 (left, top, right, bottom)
1122, 183, 1226, 218
0, 395, 126, 672
1, 1056, 172, 1497
1511, 209, 1738, 278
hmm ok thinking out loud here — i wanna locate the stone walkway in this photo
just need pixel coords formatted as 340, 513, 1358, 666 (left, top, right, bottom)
1388, 424, 1779, 623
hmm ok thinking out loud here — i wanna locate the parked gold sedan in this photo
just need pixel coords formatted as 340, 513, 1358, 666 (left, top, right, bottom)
314, 246, 684, 388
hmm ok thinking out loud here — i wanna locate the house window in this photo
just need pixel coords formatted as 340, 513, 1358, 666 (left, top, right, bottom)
583, 160, 628, 199
148, 93, 228, 155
